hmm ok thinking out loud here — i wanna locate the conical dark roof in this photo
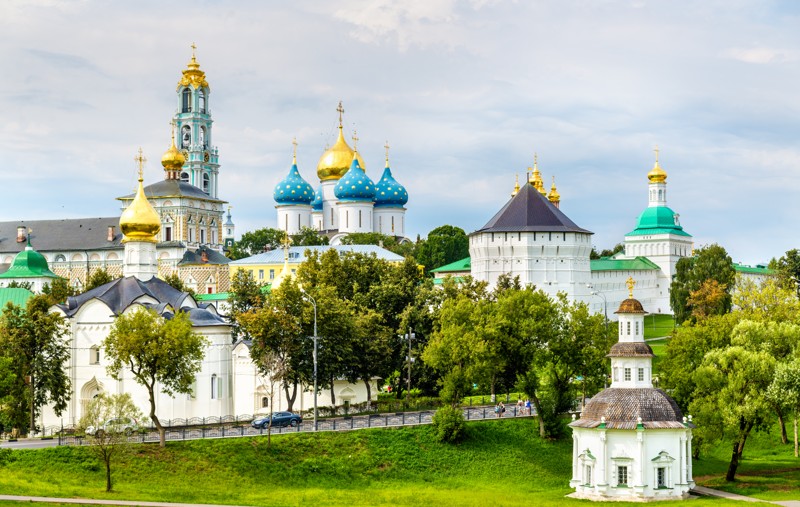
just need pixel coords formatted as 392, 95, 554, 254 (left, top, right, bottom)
473, 183, 591, 234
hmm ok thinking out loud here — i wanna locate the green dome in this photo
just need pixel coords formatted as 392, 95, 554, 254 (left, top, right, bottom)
0, 245, 60, 279
626, 206, 691, 237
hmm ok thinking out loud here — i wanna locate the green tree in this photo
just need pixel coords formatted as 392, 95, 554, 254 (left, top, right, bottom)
79, 393, 143, 492
86, 268, 117, 291
767, 360, 800, 457
42, 278, 77, 305
104, 308, 207, 447
0, 295, 70, 434
771, 249, 800, 298
416, 225, 469, 274
161, 272, 195, 295
229, 269, 265, 341
590, 243, 625, 260
670, 244, 735, 324
5, 281, 33, 291
227, 227, 286, 260
292, 226, 329, 246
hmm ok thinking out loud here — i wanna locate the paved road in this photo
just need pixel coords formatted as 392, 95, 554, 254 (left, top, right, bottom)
0, 438, 58, 449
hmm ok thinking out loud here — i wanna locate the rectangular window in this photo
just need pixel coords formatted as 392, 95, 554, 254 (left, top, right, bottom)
584, 465, 592, 485
269, 269, 275, 280
617, 466, 628, 486
624, 368, 631, 381
165, 226, 172, 242
359, 210, 362, 228
657, 467, 666, 488
635, 321, 639, 335
638, 368, 644, 382
200, 229, 205, 244
258, 270, 264, 280
613, 368, 619, 382
626, 321, 631, 335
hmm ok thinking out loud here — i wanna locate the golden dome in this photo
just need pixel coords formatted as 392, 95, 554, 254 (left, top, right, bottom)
120, 150, 161, 243
177, 43, 209, 90
161, 130, 186, 174
647, 146, 667, 183
511, 174, 520, 197
528, 154, 546, 195
548, 176, 560, 203
317, 125, 366, 181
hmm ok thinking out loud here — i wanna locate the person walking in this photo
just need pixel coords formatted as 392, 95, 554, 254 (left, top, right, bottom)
524, 398, 531, 416
499, 402, 505, 418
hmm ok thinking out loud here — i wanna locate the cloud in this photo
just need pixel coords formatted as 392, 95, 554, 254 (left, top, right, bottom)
724, 47, 799, 64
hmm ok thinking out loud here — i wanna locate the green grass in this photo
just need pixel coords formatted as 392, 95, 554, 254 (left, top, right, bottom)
643, 313, 675, 339
0, 418, 781, 506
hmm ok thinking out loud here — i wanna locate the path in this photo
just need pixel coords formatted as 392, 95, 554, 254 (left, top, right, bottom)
694, 486, 800, 506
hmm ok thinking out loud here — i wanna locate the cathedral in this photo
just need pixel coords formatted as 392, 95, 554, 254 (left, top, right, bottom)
272, 103, 410, 244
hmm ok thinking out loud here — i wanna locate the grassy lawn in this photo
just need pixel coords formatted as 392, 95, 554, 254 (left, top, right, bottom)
0, 418, 780, 507
643, 313, 675, 339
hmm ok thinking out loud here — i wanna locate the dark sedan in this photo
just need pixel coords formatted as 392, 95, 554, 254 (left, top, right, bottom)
251, 412, 303, 429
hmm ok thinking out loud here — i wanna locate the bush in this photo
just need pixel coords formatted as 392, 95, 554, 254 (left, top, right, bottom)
431, 406, 466, 443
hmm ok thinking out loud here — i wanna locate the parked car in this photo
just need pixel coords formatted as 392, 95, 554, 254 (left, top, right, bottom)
85, 417, 138, 437
251, 412, 302, 429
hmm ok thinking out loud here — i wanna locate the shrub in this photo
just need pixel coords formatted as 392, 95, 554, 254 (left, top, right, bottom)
431, 406, 466, 443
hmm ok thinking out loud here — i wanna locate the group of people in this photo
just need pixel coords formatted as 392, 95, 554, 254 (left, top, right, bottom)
494, 399, 532, 417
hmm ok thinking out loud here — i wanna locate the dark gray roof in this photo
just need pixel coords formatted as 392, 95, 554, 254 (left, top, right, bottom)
118, 180, 226, 203
58, 276, 228, 327
178, 246, 231, 266
607, 342, 655, 358
573, 388, 684, 429
472, 183, 592, 235
0, 218, 122, 254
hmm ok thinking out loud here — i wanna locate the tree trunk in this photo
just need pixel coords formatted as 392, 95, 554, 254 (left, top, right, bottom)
736, 423, 753, 459
794, 414, 798, 458
147, 384, 165, 447
29, 374, 35, 435
777, 408, 788, 445
105, 458, 112, 492
330, 376, 336, 407
530, 393, 546, 438
725, 442, 739, 482
363, 379, 372, 410
283, 382, 298, 412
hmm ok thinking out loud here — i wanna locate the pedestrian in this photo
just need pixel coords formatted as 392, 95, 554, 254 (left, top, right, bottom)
524, 398, 531, 415
499, 401, 505, 418
494, 404, 500, 418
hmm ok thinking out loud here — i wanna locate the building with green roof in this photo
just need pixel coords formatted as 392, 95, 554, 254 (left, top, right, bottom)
0, 240, 61, 293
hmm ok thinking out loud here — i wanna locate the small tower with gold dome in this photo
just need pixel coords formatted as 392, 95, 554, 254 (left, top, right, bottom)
548, 176, 561, 209
120, 149, 161, 280
647, 145, 668, 208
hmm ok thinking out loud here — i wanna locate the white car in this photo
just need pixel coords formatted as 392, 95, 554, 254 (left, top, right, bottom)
85, 417, 138, 437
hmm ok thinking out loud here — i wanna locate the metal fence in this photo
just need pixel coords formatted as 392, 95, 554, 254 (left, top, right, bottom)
56, 405, 533, 446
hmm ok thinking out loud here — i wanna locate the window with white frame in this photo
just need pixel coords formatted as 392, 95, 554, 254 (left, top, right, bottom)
89, 345, 100, 365
651, 451, 675, 489
626, 321, 631, 335
638, 368, 645, 382
211, 374, 218, 400
624, 368, 631, 381
617, 466, 628, 487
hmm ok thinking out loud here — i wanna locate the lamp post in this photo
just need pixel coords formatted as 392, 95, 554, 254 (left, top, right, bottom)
302, 292, 318, 431
587, 284, 609, 336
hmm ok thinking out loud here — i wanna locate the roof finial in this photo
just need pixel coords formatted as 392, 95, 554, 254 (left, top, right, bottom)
336, 101, 344, 128
654, 144, 660, 165
190, 42, 197, 60
384, 140, 390, 167
134, 147, 147, 182
626, 276, 636, 298
170, 120, 176, 145
352, 130, 359, 152
292, 137, 298, 164
534, 152, 538, 169
511, 174, 520, 197
282, 230, 292, 261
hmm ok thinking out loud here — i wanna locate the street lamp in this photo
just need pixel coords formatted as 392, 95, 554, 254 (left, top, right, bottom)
302, 292, 318, 431
586, 284, 609, 337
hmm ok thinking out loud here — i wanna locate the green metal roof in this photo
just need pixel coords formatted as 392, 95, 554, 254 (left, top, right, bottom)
433, 276, 466, 285
0, 245, 60, 279
0, 287, 34, 308
194, 292, 230, 301
733, 263, 773, 275
591, 256, 661, 272
626, 206, 691, 237
430, 257, 471, 273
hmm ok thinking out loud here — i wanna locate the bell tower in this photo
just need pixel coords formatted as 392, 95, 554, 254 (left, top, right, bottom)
175, 43, 219, 198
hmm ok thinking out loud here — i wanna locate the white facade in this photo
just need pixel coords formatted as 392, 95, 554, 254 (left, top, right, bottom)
374, 207, 405, 237
337, 202, 374, 235
123, 240, 158, 281
276, 205, 312, 235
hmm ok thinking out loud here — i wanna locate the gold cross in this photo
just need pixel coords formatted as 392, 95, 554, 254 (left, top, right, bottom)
170, 120, 176, 143
292, 137, 298, 159
352, 130, 359, 151
134, 148, 147, 181
626, 276, 636, 298
534, 152, 538, 168
654, 144, 660, 164
337, 101, 344, 126
191, 42, 197, 59
384, 140, 390, 164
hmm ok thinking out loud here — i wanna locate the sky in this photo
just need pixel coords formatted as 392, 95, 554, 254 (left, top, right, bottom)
1, 0, 800, 265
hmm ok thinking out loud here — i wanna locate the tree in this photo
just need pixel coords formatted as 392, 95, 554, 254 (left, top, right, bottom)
767, 360, 800, 457
161, 273, 195, 295
416, 225, 469, 274
86, 268, 117, 291
339, 232, 416, 257
292, 226, 329, 246
104, 308, 207, 447
590, 243, 625, 260
0, 295, 70, 434
670, 244, 735, 324
42, 278, 77, 305
229, 269, 265, 341
687, 279, 729, 321
5, 281, 33, 291
771, 249, 800, 298
227, 228, 286, 260
251, 349, 289, 448
79, 393, 142, 492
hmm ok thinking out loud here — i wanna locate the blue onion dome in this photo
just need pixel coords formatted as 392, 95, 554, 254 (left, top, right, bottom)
274, 159, 314, 206
334, 155, 375, 201
311, 185, 323, 211
374, 165, 409, 208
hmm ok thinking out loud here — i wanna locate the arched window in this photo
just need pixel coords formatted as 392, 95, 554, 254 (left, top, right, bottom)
181, 125, 191, 148
182, 88, 191, 113
181, 172, 189, 183
54, 254, 66, 262
200, 126, 206, 148
202, 173, 210, 193
261, 397, 268, 408
198, 89, 206, 113
211, 374, 217, 400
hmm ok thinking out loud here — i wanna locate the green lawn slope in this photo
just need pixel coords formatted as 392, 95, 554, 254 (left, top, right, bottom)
0, 418, 777, 507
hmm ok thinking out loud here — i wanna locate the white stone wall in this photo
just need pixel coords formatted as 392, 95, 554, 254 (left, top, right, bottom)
276, 205, 312, 235
337, 202, 374, 234
373, 208, 405, 237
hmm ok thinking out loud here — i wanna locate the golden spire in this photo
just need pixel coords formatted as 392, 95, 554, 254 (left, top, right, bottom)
317, 102, 365, 181
626, 276, 636, 298
178, 43, 209, 90
547, 175, 561, 206
292, 137, 298, 165
384, 140, 390, 167
161, 121, 186, 178
120, 148, 161, 243
647, 144, 667, 183
530, 153, 546, 194
511, 174, 520, 197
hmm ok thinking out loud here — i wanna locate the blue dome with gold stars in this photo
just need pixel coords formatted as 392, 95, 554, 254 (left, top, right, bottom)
374, 165, 408, 208
274, 161, 314, 206
334, 156, 375, 202
311, 185, 323, 211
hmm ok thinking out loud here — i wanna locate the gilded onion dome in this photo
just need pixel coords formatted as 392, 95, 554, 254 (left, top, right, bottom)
374, 149, 408, 208
274, 151, 314, 206
311, 185, 323, 212
511, 174, 520, 197
161, 128, 186, 180
547, 176, 560, 204
334, 155, 375, 201
528, 154, 546, 195
317, 102, 365, 181
178, 43, 209, 90
647, 146, 667, 183
120, 150, 161, 243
